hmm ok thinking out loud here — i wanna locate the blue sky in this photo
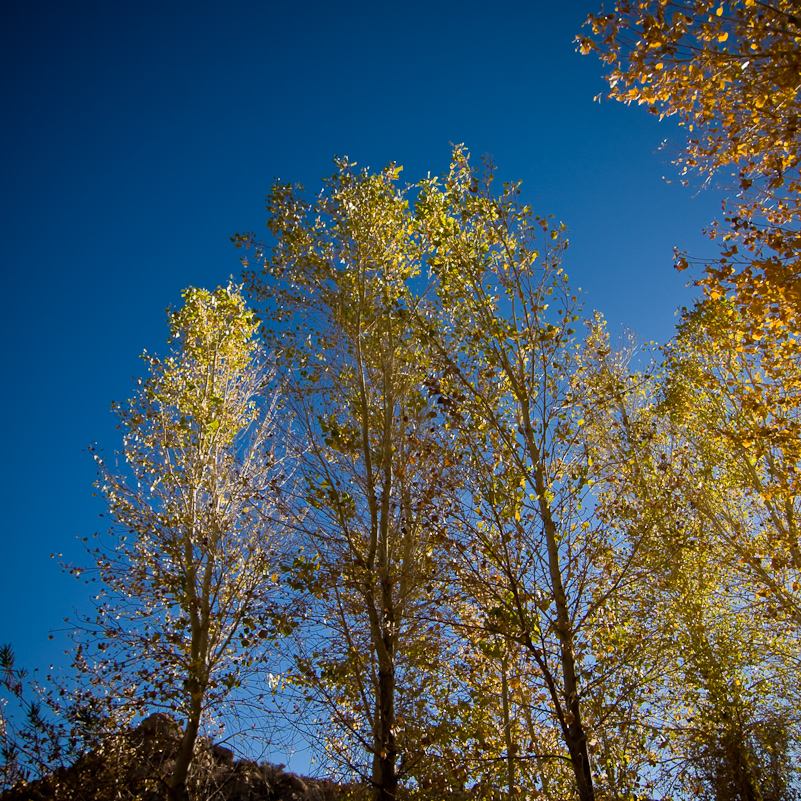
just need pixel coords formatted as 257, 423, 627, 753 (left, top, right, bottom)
1, 0, 724, 765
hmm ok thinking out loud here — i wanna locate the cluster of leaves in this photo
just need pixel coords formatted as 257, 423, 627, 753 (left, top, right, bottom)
580, 0, 801, 390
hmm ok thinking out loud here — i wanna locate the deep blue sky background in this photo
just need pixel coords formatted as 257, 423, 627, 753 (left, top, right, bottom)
1, 0, 724, 767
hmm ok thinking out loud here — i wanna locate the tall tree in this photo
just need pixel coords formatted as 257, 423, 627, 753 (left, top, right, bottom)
588, 300, 801, 798
414, 149, 658, 801
581, 7, 801, 792
83, 285, 288, 801
240, 161, 458, 800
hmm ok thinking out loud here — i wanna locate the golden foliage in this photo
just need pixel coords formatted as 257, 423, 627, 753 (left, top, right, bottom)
582, 1, 801, 342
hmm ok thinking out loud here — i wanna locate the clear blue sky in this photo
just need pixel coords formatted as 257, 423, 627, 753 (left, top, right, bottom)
1, 0, 724, 764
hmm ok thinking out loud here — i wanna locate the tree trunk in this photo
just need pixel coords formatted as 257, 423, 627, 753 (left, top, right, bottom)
169, 685, 203, 801
522, 406, 595, 801
563, 707, 594, 801
371, 567, 398, 801
501, 647, 515, 798
372, 659, 398, 801
550, 532, 595, 801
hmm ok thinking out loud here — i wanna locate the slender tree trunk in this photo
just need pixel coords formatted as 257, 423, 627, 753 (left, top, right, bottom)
521, 404, 595, 801
372, 572, 398, 801
562, 704, 594, 801
501, 646, 515, 798
373, 660, 398, 801
546, 511, 595, 801
169, 685, 203, 801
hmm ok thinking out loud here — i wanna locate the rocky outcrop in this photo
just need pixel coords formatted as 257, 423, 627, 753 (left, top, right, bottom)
1, 713, 359, 801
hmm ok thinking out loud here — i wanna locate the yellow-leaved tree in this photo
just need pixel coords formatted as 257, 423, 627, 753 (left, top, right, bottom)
414, 149, 663, 801
82, 285, 290, 801
239, 162, 460, 801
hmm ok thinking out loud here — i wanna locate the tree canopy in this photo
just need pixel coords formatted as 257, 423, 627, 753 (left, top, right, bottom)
581, 0, 801, 345
81, 285, 290, 801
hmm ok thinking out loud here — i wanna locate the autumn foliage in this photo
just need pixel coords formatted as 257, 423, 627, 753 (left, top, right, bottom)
3, 5, 801, 798
581, 0, 801, 350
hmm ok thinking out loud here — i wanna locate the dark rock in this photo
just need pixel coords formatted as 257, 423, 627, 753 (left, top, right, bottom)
276, 772, 307, 793
211, 743, 235, 766
138, 713, 182, 738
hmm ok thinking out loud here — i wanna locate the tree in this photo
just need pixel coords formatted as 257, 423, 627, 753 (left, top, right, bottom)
0, 646, 71, 792
580, 7, 801, 792
586, 300, 801, 798
661, 298, 801, 628
240, 161, 459, 800
82, 285, 289, 801
580, 0, 801, 344
413, 149, 659, 801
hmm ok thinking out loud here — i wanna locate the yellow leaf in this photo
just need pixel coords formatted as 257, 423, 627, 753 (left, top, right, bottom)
718, 31, 729, 42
